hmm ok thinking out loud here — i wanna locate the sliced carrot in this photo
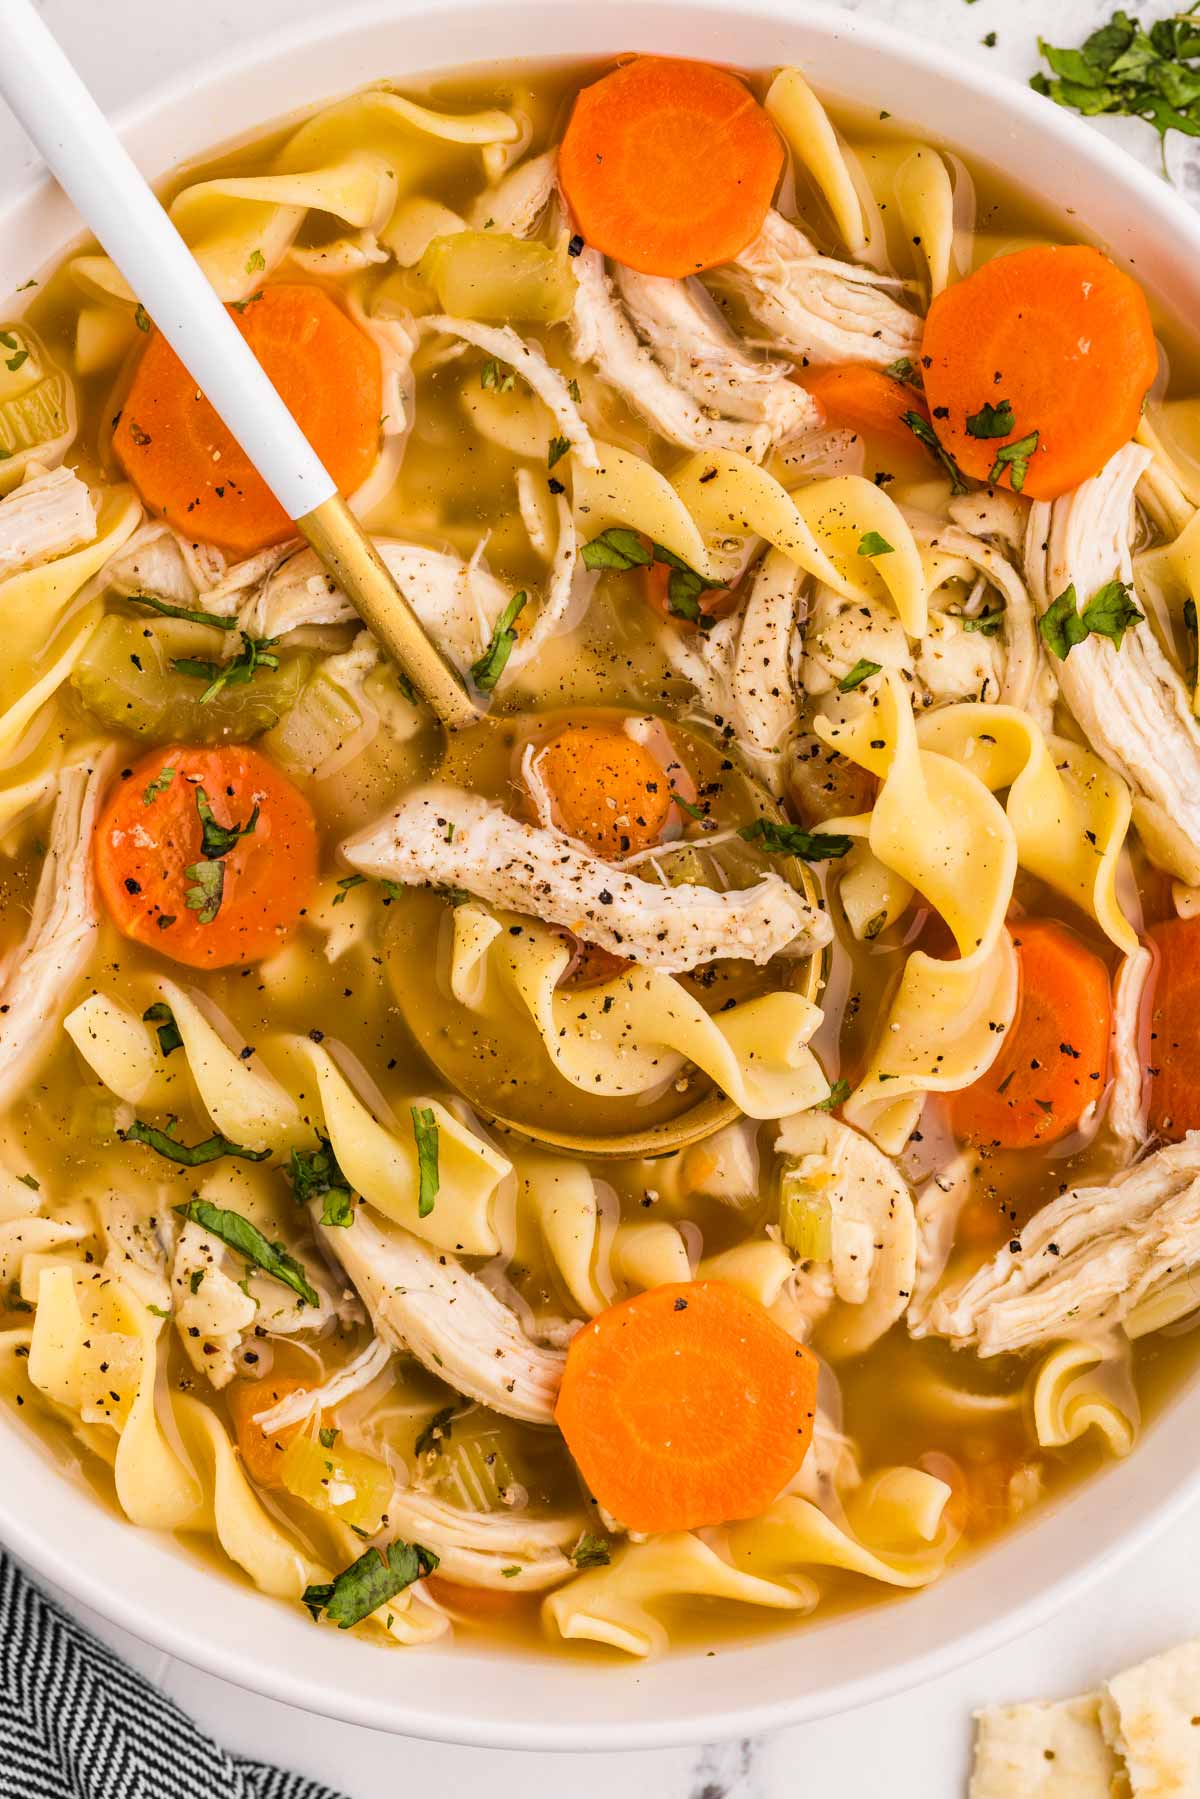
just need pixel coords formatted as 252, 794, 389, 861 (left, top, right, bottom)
947, 919, 1111, 1150
920, 246, 1157, 501
95, 744, 318, 969
558, 57, 783, 277
535, 723, 672, 857
227, 1376, 310, 1487
113, 285, 381, 556
799, 365, 927, 447
424, 1575, 528, 1619
555, 1281, 818, 1533
559, 938, 633, 990
1147, 917, 1200, 1140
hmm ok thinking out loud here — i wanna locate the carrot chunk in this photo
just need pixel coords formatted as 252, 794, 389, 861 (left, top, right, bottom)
555, 1281, 818, 1533
1147, 917, 1200, 1140
947, 919, 1112, 1150
799, 364, 927, 447
920, 246, 1157, 501
95, 744, 318, 969
227, 1376, 310, 1487
113, 284, 381, 555
558, 57, 783, 277
535, 723, 672, 857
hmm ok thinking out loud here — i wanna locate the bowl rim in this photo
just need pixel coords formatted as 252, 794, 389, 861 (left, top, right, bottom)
5, 0, 1200, 1751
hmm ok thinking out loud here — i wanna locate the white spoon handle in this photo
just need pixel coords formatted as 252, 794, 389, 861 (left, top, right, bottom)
0, 0, 335, 521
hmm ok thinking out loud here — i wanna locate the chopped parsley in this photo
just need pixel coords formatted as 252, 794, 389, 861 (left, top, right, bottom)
181, 786, 259, 926
129, 593, 237, 631
172, 630, 280, 703
123, 1119, 271, 1169
133, 304, 151, 333
143, 764, 176, 805
331, 873, 367, 906
902, 410, 968, 493
246, 248, 266, 274
303, 1539, 438, 1629
857, 531, 894, 558
1032, 10, 1200, 169
184, 859, 224, 925
962, 608, 1006, 637
480, 358, 515, 393
143, 1002, 183, 1058
547, 434, 570, 469
289, 1135, 354, 1228
883, 356, 921, 387
470, 591, 527, 693
581, 527, 653, 572
738, 818, 853, 861
566, 377, 582, 402
176, 1198, 319, 1307
411, 1106, 440, 1218
570, 1534, 611, 1569
414, 1404, 456, 1458
838, 657, 882, 692
4, 349, 29, 373
988, 429, 1039, 493
578, 530, 724, 626
1038, 579, 1144, 660
816, 1077, 852, 1111
965, 398, 1015, 439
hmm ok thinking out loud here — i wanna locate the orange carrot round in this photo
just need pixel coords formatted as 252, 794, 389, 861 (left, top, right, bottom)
536, 723, 671, 856
1147, 917, 1200, 1139
947, 919, 1112, 1150
799, 364, 927, 446
96, 744, 318, 969
226, 1376, 310, 1487
114, 285, 381, 555
558, 57, 783, 277
921, 246, 1157, 501
424, 1575, 528, 1619
555, 1281, 818, 1533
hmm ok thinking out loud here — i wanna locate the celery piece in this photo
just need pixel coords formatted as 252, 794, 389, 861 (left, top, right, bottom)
419, 231, 576, 325
0, 325, 76, 496
71, 614, 308, 743
778, 1164, 833, 1261
663, 845, 709, 888
432, 1431, 514, 1512
280, 1430, 394, 1535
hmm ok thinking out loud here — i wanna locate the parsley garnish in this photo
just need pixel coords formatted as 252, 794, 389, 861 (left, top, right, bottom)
579, 531, 721, 627
195, 786, 259, 859
246, 248, 266, 274
988, 429, 1039, 492
838, 658, 882, 693
480, 358, 515, 393
331, 873, 366, 906
172, 630, 280, 703
470, 592, 527, 693
175, 1198, 319, 1307
570, 1534, 611, 1568
547, 435, 570, 469
143, 764, 176, 805
857, 532, 894, 558
4, 349, 29, 373
816, 1078, 852, 1111
133, 304, 151, 333
180, 786, 258, 925
411, 1106, 439, 1218
303, 1540, 438, 1629
123, 1119, 271, 1168
966, 398, 1015, 438
143, 1002, 182, 1058
738, 818, 853, 861
567, 377, 582, 402
963, 609, 1006, 637
883, 356, 921, 387
1032, 10, 1200, 170
185, 860, 224, 925
129, 593, 237, 631
230, 290, 263, 314
414, 1404, 456, 1458
1038, 579, 1144, 660
902, 411, 968, 493
319, 1426, 338, 1449
290, 1135, 354, 1228
581, 527, 652, 572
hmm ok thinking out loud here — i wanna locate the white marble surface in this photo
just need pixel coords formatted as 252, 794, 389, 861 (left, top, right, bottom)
6, 1, 1200, 1794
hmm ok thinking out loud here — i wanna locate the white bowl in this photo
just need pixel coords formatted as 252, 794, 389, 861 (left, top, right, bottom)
3, 0, 1200, 1751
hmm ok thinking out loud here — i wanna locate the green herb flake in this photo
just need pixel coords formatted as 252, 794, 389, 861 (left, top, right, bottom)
189, 1268, 205, 1294
1039, 579, 1144, 660
988, 428, 1039, 493
838, 657, 883, 693
962, 609, 1006, 637
480, 358, 515, 393
470, 591, 527, 693
570, 1534, 611, 1569
966, 398, 1015, 439
143, 764, 177, 805
16, 1172, 39, 1191
738, 818, 853, 862
857, 531, 894, 558
194, 787, 259, 860
902, 410, 968, 493
414, 1404, 455, 1458
1031, 11, 1200, 170
331, 873, 367, 907
172, 630, 280, 703
411, 1105, 440, 1218
4, 349, 29, 373
129, 593, 238, 631
133, 304, 151, 333
290, 1135, 354, 1228
883, 356, 919, 386
143, 1002, 183, 1059
230, 291, 263, 314
319, 1426, 338, 1449
581, 527, 653, 572
184, 859, 224, 925
303, 1539, 439, 1629
547, 434, 570, 469
175, 1197, 319, 1306
124, 1119, 271, 1169
246, 248, 266, 274
501, 1565, 521, 1578
815, 1077, 852, 1112
566, 377, 582, 402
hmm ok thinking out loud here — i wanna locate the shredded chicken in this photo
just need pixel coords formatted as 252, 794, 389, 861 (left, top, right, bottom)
800, 588, 912, 697
102, 517, 283, 613
319, 1204, 564, 1424
468, 150, 556, 236
0, 464, 97, 580
423, 315, 598, 468
1025, 443, 1200, 877
388, 1489, 582, 1592
906, 1156, 974, 1335
342, 784, 832, 974
1110, 945, 1152, 1151
570, 247, 804, 459
927, 1134, 1200, 1354
911, 517, 1048, 721
0, 753, 111, 1112
710, 209, 921, 368
253, 1337, 393, 1433
97, 1193, 173, 1314
664, 548, 805, 793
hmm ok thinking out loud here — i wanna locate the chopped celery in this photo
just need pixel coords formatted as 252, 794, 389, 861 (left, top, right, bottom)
71, 614, 309, 744
261, 662, 366, 778
778, 1164, 833, 1261
0, 325, 75, 495
419, 231, 576, 325
663, 845, 710, 888
432, 1430, 515, 1512
279, 1430, 393, 1534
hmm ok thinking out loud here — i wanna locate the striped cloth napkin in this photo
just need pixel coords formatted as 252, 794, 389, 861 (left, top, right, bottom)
0, 1553, 348, 1799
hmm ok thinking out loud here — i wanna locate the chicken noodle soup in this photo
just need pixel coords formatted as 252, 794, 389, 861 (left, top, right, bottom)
0, 51, 1197, 1658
